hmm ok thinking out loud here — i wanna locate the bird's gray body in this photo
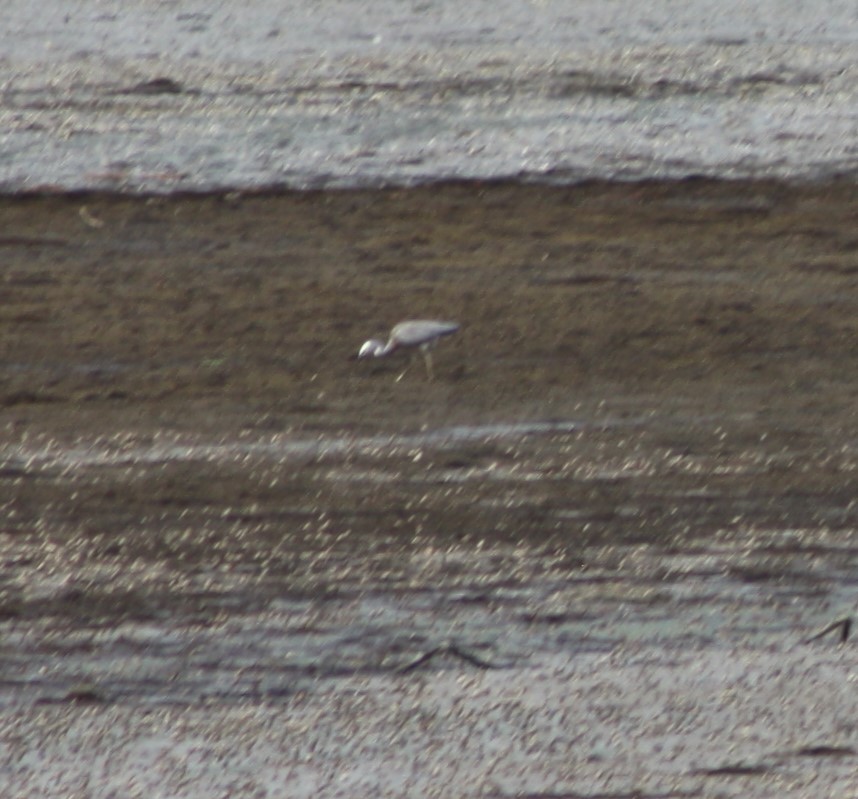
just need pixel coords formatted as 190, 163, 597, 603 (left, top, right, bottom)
358, 319, 459, 378
386, 320, 459, 351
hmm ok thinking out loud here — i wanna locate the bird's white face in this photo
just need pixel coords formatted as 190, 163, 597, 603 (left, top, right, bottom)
358, 339, 384, 358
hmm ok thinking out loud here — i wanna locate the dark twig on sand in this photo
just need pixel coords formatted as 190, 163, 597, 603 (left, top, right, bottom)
804, 617, 852, 645
396, 643, 498, 674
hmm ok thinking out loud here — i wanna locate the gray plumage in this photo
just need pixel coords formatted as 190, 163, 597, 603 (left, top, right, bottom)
358, 320, 459, 379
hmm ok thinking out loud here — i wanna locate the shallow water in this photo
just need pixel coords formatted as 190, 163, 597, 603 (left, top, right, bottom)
1, 419, 589, 469
2, 413, 856, 708
3, 0, 858, 190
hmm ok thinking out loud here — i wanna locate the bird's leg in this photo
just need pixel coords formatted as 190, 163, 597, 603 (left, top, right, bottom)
395, 357, 411, 383
421, 346, 434, 381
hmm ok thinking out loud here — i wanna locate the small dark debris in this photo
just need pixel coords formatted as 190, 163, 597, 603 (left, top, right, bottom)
694, 763, 770, 776
520, 611, 594, 625
397, 643, 499, 674
804, 617, 851, 645
1, 391, 60, 407
795, 745, 856, 758
64, 686, 108, 704
36, 685, 110, 705
119, 77, 186, 95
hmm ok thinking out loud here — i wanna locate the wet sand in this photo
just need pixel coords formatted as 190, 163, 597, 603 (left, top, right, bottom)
2, 180, 858, 795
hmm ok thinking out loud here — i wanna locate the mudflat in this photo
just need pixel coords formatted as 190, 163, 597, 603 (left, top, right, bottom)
2, 180, 858, 796
4, 180, 858, 429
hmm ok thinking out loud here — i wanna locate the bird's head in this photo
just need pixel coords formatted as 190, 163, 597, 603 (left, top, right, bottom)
358, 339, 385, 358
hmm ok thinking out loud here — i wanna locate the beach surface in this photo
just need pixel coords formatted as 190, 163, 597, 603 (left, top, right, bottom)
2, 180, 858, 796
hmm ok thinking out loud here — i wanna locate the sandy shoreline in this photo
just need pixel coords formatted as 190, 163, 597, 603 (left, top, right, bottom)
2, 180, 858, 796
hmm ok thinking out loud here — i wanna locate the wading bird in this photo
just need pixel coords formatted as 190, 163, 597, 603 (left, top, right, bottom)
358, 319, 460, 380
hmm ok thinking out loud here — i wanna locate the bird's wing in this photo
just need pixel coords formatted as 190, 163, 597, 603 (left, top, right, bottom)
392, 320, 459, 346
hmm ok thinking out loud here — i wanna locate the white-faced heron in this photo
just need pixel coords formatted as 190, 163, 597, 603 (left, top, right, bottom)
358, 319, 459, 379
